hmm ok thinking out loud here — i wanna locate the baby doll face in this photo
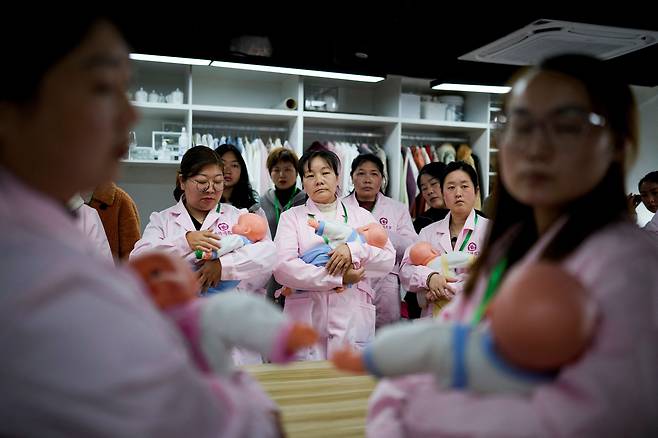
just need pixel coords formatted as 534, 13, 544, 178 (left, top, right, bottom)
129, 252, 199, 309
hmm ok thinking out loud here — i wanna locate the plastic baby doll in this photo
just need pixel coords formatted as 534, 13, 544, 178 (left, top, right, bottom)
129, 251, 318, 375
331, 261, 597, 395
195, 212, 267, 261
194, 212, 268, 293
279, 216, 388, 296
408, 241, 473, 316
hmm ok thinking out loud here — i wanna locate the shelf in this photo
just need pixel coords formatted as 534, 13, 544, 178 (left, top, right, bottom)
490, 148, 499, 152
400, 118, 489, 131
132, 102, 190, 118
303, 111, 397, 127
191, 105, 298, 122
121, 159, 181, 166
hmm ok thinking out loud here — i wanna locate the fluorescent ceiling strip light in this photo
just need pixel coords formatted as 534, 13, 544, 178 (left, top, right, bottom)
130, 53, 211, 66
432, 83, 511, 94
210, 61, 384, 82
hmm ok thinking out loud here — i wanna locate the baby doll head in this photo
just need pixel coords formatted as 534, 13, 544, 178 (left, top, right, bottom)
129, 252, 199, 309
356, 222, 388, 248
408, 241, 439, 266
231, 213, 268, 242
489, 262, 598, 371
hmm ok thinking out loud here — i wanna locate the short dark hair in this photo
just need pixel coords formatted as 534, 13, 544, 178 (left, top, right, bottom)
440, 161, 479, 191
638, 171, 658, 191
417, 162, 447, 190
350, 153, 384, 177
298, 149, 340, 178
266, 147, 299, 174
174, 146, 223, 201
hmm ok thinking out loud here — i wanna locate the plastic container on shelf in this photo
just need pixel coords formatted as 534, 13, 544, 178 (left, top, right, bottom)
401, 94, 421, 118
438, 95, 464, 121
178, 127, 189, 156
420, 98, 448, 120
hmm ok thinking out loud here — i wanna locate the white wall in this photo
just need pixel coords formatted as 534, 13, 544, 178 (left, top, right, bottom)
117, 163, 178, 233
629, 86, 658, 226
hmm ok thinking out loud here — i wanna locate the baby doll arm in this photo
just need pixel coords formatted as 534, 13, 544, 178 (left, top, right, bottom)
195, 235, 249, 261
333, 320, 545, 395
199, 293, 317, 375
308, 216, 357, 248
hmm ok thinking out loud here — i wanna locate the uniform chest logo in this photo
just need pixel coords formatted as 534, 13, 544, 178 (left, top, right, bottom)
217, 222, 230, 232
467, 242, 477, 252
379, 217, 389, 226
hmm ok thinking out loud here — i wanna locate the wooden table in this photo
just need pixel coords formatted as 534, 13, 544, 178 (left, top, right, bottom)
244, 360, 377, 437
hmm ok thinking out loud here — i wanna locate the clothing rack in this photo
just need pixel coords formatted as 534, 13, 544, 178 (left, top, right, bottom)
192, 122, 288, 133
304, 128, 383, 139
401, 134, 468, 143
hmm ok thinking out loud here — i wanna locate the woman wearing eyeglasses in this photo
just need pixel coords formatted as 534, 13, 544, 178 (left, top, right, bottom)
131, 146, 275, 302
367, 54, 658, 437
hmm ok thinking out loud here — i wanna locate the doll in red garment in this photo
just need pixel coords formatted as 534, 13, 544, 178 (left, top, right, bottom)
331, 261, 598, 395
279, 218, 388, 296
130, 252, 318, 375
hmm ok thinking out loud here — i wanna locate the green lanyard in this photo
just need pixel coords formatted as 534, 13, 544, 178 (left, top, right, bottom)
274, 187, 299, 225
471, 256, 507, 326
458, 214, 479, 251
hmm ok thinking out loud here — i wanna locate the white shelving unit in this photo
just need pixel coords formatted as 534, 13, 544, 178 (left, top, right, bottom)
121, 61, 495, 229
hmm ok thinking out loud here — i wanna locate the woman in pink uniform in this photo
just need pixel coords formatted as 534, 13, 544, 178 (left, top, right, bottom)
0, 16, 281, 436
399, 161, 490, 318
367, 54, 658, 437
343, 153, 416, 329
274, 149, 395, 360
130, 146, 275, 298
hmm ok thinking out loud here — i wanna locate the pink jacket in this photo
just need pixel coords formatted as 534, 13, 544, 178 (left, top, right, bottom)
75, 203, 114, 264
130, 200, 275, 295
368, 219, 658, 437
399, 209, 490, 317
273, 198, 395, 360
343, 192, 417, 327
0, 169, 280, 437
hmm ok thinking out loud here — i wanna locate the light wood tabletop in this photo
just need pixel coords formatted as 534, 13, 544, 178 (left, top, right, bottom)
244, 360, 377, 438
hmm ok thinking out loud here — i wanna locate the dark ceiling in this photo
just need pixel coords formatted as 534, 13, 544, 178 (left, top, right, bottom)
121, 11, 658, 86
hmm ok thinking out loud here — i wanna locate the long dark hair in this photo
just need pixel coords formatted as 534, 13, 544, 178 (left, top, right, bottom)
174, 146, 223, 201
215, 143, 258, 209
465, 54, 638, 297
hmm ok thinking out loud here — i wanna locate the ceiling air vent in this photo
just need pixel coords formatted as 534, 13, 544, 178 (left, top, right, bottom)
459, 19, 658, 66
